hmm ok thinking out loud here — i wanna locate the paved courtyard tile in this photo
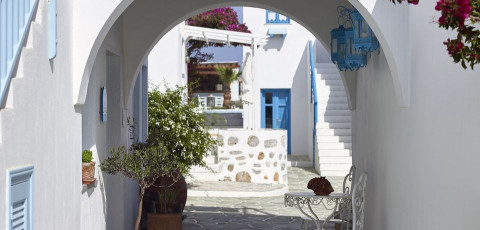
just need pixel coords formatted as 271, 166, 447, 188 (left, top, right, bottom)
183, 167, 345, 230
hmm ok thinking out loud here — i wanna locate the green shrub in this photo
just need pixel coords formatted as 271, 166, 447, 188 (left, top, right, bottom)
82, 150, 93, 163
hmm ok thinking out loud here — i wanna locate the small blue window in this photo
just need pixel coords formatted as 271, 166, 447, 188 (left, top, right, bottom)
7, 166, 34, 230
266, 10, 290, 24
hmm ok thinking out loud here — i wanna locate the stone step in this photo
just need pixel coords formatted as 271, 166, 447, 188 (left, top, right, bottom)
316, 79, 344, 86
316, 85, 346, 92
318, 116, 351, 123
319, 163, 353, 172
186, 172, 219, 182
317, 91, 347, 97
316, 73, 341, 80
318, 109, 351, 116
317, 97, 348, 104
317, 135, 352, 143
318, 156, 352, 164
316, 122, 352, 129
315, 64, 339, 74
320, 169, 352, 177
317, 103, 350, 110
317, 149, 352, 157
317, 142, 352, 150
317, 128, 352, 136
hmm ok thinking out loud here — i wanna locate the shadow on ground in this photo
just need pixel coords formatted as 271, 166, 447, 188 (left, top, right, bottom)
183, 205, 304, 230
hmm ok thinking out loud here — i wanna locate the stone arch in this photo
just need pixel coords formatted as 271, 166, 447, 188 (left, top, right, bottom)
76, 0, 407, 110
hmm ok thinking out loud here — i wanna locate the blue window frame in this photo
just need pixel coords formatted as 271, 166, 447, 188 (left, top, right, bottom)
265, 10, 290, 24
7, 166, 34, 230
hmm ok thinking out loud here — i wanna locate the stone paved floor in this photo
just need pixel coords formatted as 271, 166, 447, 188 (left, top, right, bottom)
183, 167, 344, 230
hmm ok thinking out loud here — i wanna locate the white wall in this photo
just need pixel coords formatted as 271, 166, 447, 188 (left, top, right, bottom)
148, 25, 182, 89
0, 0, 81, 229
243, 7, 315, 156
353, 1, 480, 229
81, 16, 138, 230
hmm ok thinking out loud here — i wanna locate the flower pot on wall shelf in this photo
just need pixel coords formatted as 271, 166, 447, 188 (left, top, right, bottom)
82, 161, 96, 184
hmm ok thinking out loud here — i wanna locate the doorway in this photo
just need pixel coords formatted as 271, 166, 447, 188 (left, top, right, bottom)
261, 89, 291, 154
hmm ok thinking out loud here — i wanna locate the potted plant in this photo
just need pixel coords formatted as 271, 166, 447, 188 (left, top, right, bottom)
101, 84, 215, 230
82, 150, 96, 184
214, 65, 242, 108
144, 84, 216, 229
101, 141, 178, 230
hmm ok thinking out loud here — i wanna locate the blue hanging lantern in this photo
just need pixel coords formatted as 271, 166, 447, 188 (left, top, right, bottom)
352, 10, 379, 52
345, 29, 367, 70
331, 6, 367, 71
331, 26, 347, 70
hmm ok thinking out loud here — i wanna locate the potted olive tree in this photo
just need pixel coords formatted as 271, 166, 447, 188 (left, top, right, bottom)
82, 150, 96, 184
101, 84, 215, 230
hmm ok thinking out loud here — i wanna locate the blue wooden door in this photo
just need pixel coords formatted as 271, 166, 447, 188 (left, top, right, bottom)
261, 89, 291, 154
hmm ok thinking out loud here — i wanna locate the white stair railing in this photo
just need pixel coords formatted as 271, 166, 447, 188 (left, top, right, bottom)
0, 0, 39, 105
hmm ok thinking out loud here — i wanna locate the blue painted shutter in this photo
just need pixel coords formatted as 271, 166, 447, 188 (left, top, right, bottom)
8, 166, 34, 230
48, 0, 57, 59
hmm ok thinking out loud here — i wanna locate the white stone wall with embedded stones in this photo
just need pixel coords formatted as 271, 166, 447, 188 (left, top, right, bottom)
212, 129, 288, 185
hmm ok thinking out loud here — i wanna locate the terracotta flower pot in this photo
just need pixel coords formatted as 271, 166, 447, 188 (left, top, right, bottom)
147, 213, 182, 230
82, 161, 96, 184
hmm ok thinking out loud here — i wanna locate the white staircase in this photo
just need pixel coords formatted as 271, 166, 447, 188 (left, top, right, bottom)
187, 155, 220, 182
314, 63, 352, 176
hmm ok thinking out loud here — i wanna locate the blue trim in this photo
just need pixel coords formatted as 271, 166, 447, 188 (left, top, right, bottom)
48, 0, 57, 59
309, 41, 318, 167
265, 10, 290, 24
7, 165, 34, 230
0, 0, 39, 105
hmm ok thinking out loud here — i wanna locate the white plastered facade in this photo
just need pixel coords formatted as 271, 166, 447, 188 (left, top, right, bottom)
0, 0, 479, 230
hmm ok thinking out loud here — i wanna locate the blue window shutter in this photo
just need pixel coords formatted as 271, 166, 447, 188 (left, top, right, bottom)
48, 0, 57, 59
8, 166, 34, 230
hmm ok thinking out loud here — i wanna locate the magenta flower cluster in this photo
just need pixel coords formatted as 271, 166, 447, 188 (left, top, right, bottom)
187, 7, 251, 33
435, 0, 472, 28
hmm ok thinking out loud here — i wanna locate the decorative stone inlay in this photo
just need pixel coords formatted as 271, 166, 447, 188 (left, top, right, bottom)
258, 152, 265, 160
230, 151, 242, 155
236, 156, 246, 161
228, 164, 234, 172
248, 135, 260, 147
211, 129, 288, 185
236, 171, 251, 182
264, 139, 277, 148
228, 136, 239, 146
217, 134, 224, 146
